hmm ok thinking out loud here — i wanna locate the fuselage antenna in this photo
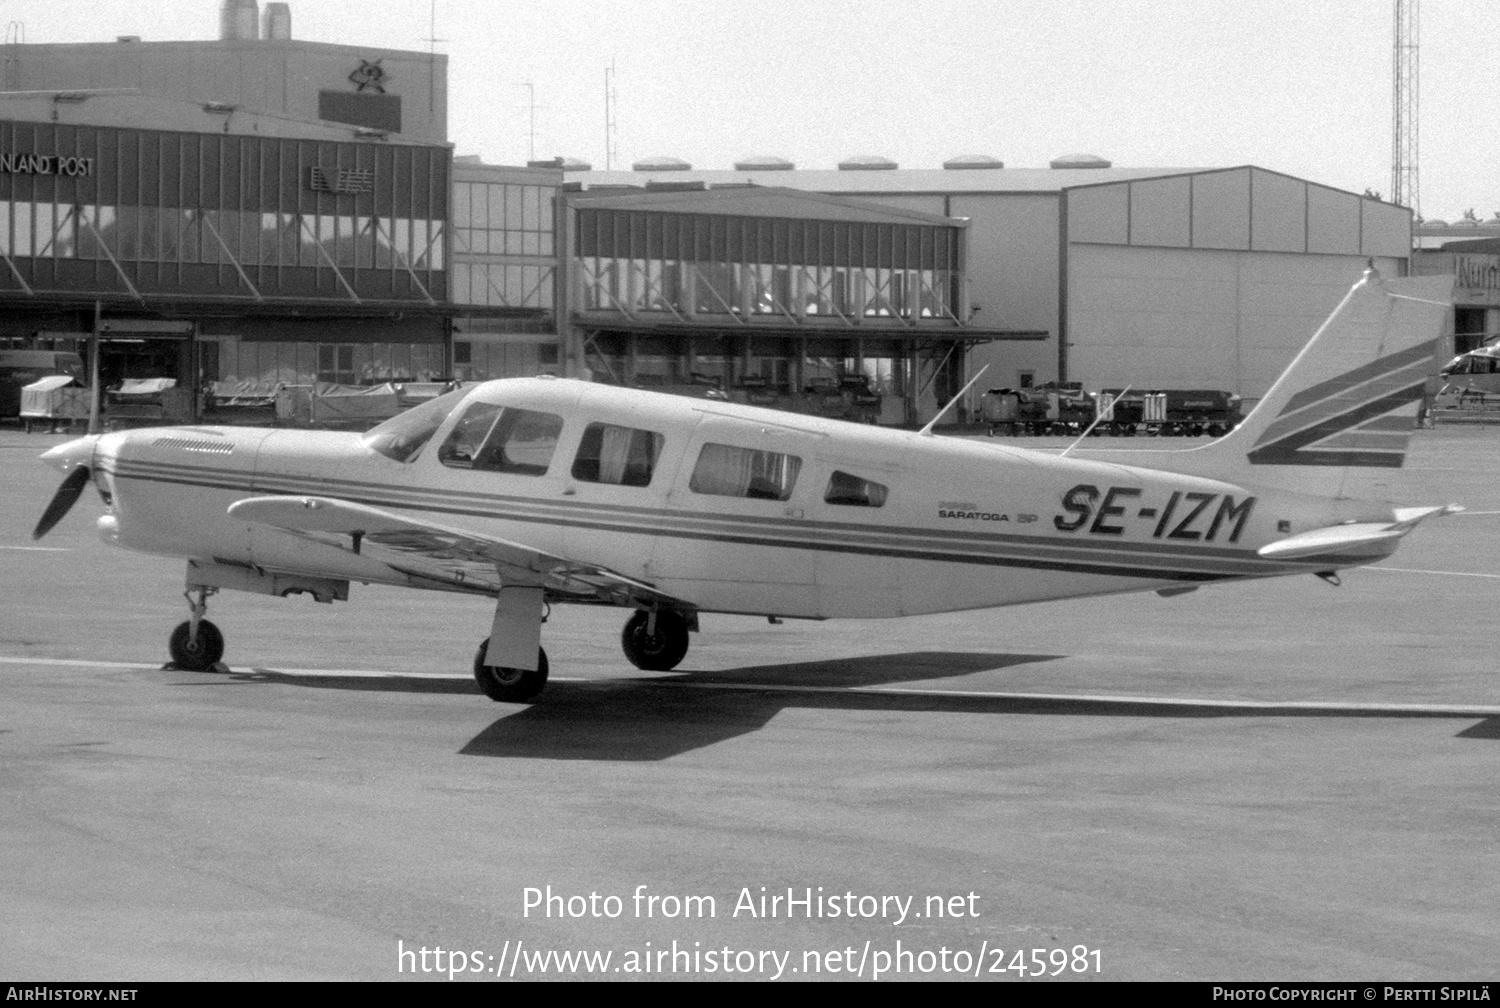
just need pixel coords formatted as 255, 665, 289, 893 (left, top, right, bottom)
917, 365, 988, 438
1059, 385, 1130, 458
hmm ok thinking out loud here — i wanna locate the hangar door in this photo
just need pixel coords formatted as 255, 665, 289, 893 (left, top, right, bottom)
1063, 168, 1412, 401
1065, 244, 1406, 399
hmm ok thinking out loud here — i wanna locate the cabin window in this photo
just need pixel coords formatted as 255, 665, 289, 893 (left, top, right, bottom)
438, 403, 563, 475
688, 443, 802, 501
824, 470, 888, 507
571, 423, 664, 487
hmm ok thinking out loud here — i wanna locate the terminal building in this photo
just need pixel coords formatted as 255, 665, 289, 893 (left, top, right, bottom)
1412, 218, 1500, 354
0, 4, 458, 421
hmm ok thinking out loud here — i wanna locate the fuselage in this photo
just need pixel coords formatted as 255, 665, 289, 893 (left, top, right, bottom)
89, 377, 1402, 620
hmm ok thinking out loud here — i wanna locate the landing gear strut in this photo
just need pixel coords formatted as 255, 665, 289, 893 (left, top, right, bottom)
473, 641, 549, 703
169, 586, 225, 671
621, 609, 691, 671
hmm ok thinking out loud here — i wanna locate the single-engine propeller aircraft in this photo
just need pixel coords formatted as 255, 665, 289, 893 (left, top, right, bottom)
34, 269, 1460, 702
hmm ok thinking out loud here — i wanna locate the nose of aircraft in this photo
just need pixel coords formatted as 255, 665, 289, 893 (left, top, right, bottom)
39, 435, 99, 474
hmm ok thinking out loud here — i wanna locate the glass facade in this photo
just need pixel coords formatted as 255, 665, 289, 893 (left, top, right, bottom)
0, 121, 449, 303
205, 338, 444, 385
449, 180, 555, 309
0, 203, 443, 271
575, 210, 962, 321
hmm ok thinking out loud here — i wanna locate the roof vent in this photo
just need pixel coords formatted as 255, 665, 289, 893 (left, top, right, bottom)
1049, 153, 1112, 169
219, 0, 260, 41
632, 156, 691, 172
838, 155, 898, 171
262, 2, 291, 40
733, 155, 794, 171
943, 154, 1004, 170
116, 35, 142, 43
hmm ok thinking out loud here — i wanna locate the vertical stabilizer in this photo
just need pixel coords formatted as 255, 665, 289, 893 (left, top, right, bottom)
1076, 270, 1453, 501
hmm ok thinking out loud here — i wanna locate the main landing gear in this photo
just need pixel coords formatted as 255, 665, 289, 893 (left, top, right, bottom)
473, 642, 550, 703
472, 606, 692, 703
168, 586, 225, 672
621, 609, 691, 672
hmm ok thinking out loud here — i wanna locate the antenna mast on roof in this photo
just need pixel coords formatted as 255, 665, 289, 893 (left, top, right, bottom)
604, 60, 619, 171
1391, 0, 1419, 216
523, 81, 537, 161
423, 0, 447, 118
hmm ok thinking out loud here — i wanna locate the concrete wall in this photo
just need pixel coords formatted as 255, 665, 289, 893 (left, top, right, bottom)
2, 41, 446, 142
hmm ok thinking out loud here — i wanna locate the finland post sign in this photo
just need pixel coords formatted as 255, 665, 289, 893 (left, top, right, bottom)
0, 153, 96, 176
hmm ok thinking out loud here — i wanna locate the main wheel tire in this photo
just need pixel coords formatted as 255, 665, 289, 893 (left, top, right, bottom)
473, 641, 549, 703
621, 610, 690, 671
169, 619, 225, 671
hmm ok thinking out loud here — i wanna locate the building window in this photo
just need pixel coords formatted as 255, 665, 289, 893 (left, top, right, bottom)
317, 345, 356, 384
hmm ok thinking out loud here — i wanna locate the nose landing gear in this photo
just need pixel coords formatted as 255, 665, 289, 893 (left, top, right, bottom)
168, 586, 226, 672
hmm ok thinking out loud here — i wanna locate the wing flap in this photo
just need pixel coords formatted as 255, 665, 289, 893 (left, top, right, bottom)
227, 495, 683, 608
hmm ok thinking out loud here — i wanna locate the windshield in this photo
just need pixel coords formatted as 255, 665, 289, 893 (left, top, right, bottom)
361, 387, 471, 462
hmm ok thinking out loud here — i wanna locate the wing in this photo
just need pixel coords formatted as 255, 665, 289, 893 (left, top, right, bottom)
227, 494, 688, 610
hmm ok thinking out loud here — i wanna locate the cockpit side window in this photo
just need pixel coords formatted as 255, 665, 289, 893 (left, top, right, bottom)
439, 403, 564, 475
824, 470, 888, 507
361, 387, 470, 462
571, 423, 664, 487
689, 443, 802, 501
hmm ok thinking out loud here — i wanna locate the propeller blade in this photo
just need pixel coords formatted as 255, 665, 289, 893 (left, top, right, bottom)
33, 466, 92, 540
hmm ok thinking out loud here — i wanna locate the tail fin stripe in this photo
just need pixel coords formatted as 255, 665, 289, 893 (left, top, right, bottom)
1357, 415, 1420, 433
1257, 359, 1433, 444
1282, 339, 1438, 414
1247, 383, 1425, 466
1316, 432, 1411, 451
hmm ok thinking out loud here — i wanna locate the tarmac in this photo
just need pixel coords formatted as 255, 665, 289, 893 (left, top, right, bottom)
1, 423, 1498, 981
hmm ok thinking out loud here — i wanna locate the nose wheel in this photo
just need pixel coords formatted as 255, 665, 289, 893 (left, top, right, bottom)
168, 587, 226, 671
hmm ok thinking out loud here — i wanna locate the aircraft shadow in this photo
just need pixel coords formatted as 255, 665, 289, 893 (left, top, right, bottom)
458, 652, 1497, 760
168, 653, 1497, 759
216, 669, 480, 694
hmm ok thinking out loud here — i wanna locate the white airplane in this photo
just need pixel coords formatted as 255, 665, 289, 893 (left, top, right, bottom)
33, 269, 1460, 702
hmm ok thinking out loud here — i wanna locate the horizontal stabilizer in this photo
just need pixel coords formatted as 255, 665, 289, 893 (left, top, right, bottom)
1256, 504, 1463, 560
1256, 523, 1405, 560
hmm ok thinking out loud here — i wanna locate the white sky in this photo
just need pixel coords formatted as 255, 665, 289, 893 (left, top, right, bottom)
7, 0, 1498, 222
